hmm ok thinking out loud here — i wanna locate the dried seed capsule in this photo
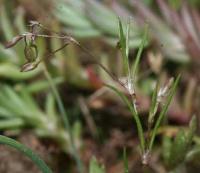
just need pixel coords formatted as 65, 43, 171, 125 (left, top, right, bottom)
24, 44, 38, 62
20, 61, 39, 72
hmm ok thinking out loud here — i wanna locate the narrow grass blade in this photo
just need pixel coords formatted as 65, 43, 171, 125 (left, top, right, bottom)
123, 148, 129, 173
126, 19, 130, 58
118, 18, 130, 76
131, 24, 148, 79
149, 74, 181, 151
119, 18, 126, 52
0, 135, 53, 173
105, 84, 145, 153
148, 80, 160, 125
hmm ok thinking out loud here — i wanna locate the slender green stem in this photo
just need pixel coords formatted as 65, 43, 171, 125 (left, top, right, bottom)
0, 135, 53, 173
123, 147, 129, 173
125, 19, 132, 91
43, 64, 83, 173
105, 84, 145, 154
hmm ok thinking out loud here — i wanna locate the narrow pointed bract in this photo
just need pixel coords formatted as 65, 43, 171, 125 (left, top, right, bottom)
5, 35, 24, 49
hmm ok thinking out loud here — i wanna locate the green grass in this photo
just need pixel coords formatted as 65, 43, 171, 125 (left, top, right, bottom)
0, 135, 53, 173
106, 18, 181, 164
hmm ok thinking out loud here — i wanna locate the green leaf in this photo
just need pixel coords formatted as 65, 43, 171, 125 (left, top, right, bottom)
0, 87, 26, 116
3, 86, 26, 111
148, 80, 159, 125
89, 157, 105, 173
118, 18, 126, 53
0, 85, 43, 121
0, 135, 53, 173
0, 107, 14, 118
118, 18, 130, 77
0, 63, 41, 81
0, 118, 24, 129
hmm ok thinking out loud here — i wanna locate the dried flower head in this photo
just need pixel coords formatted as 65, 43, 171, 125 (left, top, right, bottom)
157, 77, 174, 103
20, 61, 40, 72
119, 77, 135, 95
